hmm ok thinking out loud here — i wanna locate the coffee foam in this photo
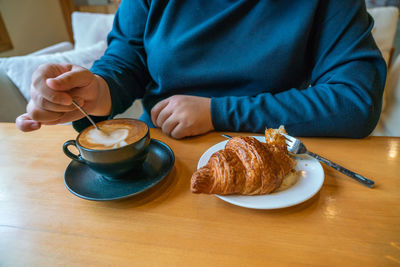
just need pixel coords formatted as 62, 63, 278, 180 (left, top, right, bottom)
87, 128, 129, 149
78, 119, 148, 150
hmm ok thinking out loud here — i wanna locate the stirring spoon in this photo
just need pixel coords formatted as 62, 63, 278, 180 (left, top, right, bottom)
71, 100, 101, 131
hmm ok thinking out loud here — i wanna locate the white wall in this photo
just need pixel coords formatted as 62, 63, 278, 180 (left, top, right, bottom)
0, 0, 69, 57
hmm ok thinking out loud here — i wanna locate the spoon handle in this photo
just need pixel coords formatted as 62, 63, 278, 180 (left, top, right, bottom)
71, 100, 100, 131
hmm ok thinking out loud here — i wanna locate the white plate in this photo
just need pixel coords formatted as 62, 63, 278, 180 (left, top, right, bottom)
197, 136, 324, 209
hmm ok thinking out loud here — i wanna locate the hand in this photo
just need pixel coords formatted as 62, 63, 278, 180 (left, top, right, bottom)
16, 63, 111, 132
151, 95, 214, 139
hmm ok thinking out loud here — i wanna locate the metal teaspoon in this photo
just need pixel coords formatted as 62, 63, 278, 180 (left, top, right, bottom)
71, 100, 101, 131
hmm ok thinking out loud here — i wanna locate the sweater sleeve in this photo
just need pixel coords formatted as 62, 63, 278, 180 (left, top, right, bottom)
211, 0, 387, 138
73, 0, 149, 132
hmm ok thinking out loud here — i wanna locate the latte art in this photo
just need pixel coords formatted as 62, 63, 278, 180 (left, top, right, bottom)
87, 128, 129, 149
78, 119, 148, 150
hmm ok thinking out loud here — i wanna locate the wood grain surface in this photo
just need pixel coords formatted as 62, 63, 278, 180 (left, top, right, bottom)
0, 123, 399, 266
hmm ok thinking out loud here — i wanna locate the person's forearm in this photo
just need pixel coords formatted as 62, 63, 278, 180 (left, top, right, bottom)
87, 0, 149, 118
211, 57, 386, 138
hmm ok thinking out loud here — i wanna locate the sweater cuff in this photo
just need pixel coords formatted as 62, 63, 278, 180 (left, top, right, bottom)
211, 97, 231, 131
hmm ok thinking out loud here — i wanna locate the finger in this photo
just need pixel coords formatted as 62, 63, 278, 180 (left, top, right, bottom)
27, 100, 64, 122
170, 123, 188, 139
161, 116, 179, 136
31, 90, 83, 112
156, 107, 174, 128
42, 109, 84, 125
151, 99, 169, 127
16, 113, 41, 132
37, 63, 73, 77
30, 64, 74, 106
46, 66, 94, 92
32, 79, 72, 106
68, 86, 97, 105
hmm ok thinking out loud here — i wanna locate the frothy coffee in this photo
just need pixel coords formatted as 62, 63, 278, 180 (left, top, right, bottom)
78, 119, 148, 150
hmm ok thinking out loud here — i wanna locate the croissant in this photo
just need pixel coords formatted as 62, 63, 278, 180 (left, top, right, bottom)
191, 127, 295, 195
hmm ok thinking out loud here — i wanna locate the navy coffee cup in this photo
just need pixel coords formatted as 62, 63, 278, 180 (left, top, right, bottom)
63, 119, 150, 179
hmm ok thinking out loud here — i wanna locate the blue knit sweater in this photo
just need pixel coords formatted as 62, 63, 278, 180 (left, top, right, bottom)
75, 0, 387, 137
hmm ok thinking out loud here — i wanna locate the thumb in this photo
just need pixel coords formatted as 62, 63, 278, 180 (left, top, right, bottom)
16, 113, 41, 132
46, 66, 94, 91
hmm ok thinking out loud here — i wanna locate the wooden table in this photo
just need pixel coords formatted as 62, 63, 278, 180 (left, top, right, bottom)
0, 123, 399, 266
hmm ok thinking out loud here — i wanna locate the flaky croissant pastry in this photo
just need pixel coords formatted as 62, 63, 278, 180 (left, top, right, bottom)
191, 127, 295, 195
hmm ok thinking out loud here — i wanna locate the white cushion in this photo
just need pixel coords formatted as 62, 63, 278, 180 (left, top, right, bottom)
29, 41, 74, 56
0, 41, 107, 101
368, 7, 399, 65
72, 11, 115, 50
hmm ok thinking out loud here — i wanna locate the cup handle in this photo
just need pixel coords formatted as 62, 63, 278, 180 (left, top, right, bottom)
63, 140, 85, 163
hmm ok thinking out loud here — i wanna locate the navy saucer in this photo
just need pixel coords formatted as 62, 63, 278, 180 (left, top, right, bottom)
64, 139, 174, 201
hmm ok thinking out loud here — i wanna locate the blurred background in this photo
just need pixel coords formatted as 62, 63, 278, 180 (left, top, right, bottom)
0, 0, 69, 57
